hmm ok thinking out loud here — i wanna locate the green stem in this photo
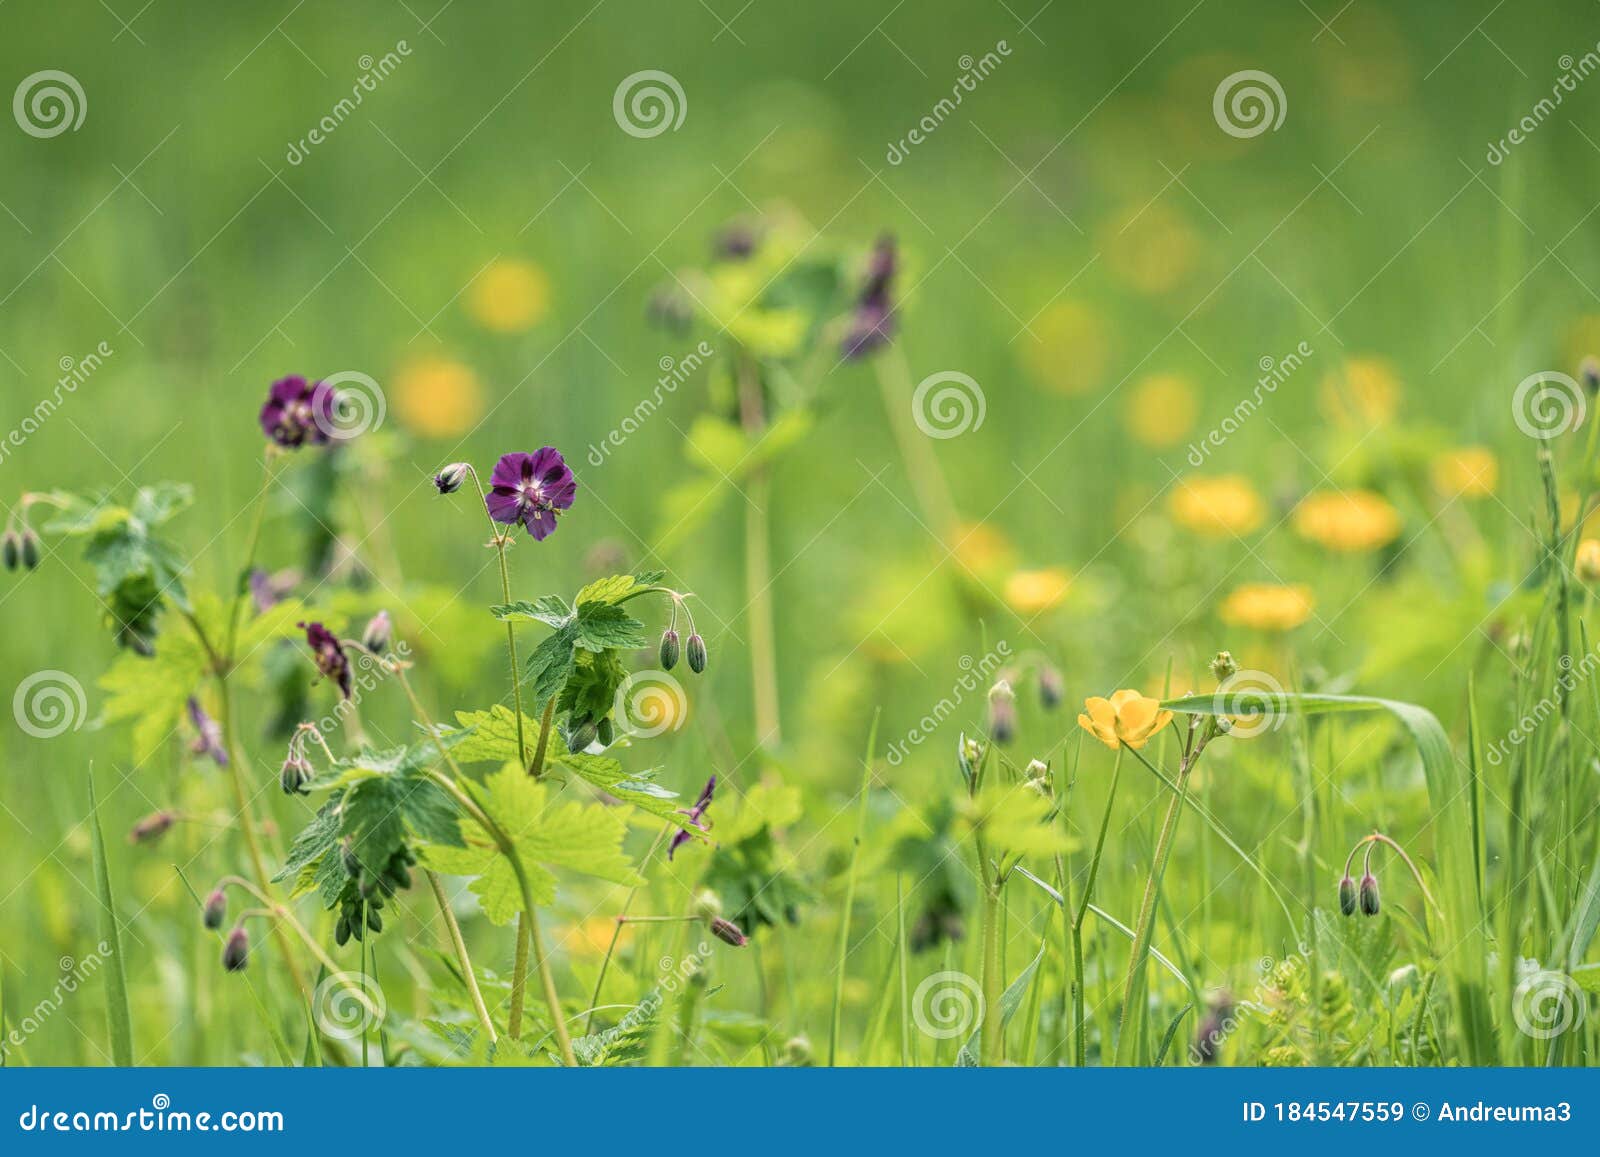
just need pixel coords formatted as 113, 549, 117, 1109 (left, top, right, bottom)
829, 711, 880, 1065
736, 353, 781, 745
1073, 749, 1121, 1066
975, 831, 1003, 1067
874, 344, 960, 541
427, 870, 496, 1042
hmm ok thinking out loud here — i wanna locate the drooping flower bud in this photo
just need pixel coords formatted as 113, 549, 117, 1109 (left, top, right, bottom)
690, 889, 723, 920
280, 757, 313, 796
596, 716, 615, 747
957, 734, 981, 785
203, 888, 228, 930
2, 530, 19, 571
222, 927, 250, 972
19, 530, 39, 570
433, 462, 470, 494
1583, 356, 1600, 396
1358, 872, 1381, 916
1210, 650, 1239, 681
987, 680, 1017, 746
710, 916, 748, 947
1337, 875, 1357, 917
1038, 663, 1063, 710
686, 632, 707, 674
128, 811, 177, 845
361, 609, 392, 654
659, 628, 681, 670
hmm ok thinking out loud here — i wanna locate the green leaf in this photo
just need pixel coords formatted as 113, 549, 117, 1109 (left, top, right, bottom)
961, 786, 1073, 858
573, 602, 647, 653
955, 941, 1045, 1067
87, 770, 133, 1066
130, 482, 193, 526
525, 625, 578, 710
422, 765, 643, 925
573, 570, 664, 608
492, 596, 572, 627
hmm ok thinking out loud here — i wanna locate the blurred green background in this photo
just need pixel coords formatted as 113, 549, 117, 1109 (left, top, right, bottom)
4, 0, 1600, 1064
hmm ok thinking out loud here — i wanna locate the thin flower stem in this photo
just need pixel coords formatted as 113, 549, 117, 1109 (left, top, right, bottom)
427, 870, 497, 1042
736, 353, 781, 745
874, 344, 960, 542
1072, 748, 1121, 1066
462, 464, 527, 767
974, 828, 1004, 1066
583, 825, 673, 1034
829, 711, 880, 1066
224, 452, 280, 665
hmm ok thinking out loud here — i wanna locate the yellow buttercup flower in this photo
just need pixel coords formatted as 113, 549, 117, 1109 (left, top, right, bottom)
1430, 447, 1498, 499
1004, 567, 1071, 614
1220, 583, 1313, 632
1169, 475, 1265, 537
1078, 689, 1173, 751
1102, 201, 1200, 295
951, 521, 1017, 580
467, 259, 551, 333
1319, 357, 1399, 428
1293, 489, 1401, 552
1577, 539, 1600, 583
1022, 301, 1111, 396
394, 356, 485, 438
1124, 373, 1198, 447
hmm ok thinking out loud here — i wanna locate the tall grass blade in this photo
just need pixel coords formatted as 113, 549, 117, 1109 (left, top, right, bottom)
87, 768, 134, 1066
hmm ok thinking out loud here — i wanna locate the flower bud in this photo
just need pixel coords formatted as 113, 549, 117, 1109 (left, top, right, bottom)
1337, 875, 1357, 917
1584, 356, 1600, 396
782, 1034, 813, 1066
19, 530, 39, 570
686, 632, 707, 674
568, 717, 599, 753
659, 628, 681, 670
280, 757, 313, 796
596, 715, 615, 746
366, 906, 384, 933
222, 927, 250, 972
203, 888, 228, 930
360, 609, 392, 654
1358, 872, 1381, 916
710, 916, 748, 947
433, 462, 470, 494
987, 680, 1017, 746
128, 811, 177, 845
1, 531, 18, 571
957, 734, 981, 784
1210, 650, 1239, 681
1038, 663, 1063, 710
690, 889, 723, 920
335, 914, 352, 946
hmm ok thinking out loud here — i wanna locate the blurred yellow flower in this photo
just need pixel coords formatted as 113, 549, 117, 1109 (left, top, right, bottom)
1430, 447, 1498, 499
1169, 475, 1265, 537
1022, 301, 1111, 396
951, 521, 1017, 579
1102, 202, 1201, 295
1220, 583, 1314, 631
1577, 539, 1600, 583
1078, 689, 1173, 751
1124, 373, 1198, 447
1320, 357, 1399, 428
394, 356, 485, 438
1004, 567, 1071, 614
558, 916, 621, 958
1293, 489, 1402, 552
467, 259, 551, 333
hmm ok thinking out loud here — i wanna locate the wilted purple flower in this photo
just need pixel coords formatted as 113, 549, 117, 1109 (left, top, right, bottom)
128, 811, 177, 845
669, 775, 716, 860
247, 567, 297, 614
485, 448, 577, 541
258, 376, 336, 449
222, 927, 250, 972
840, 235, 897, 360
299, 620, 352, 699
186, 696, 228, 767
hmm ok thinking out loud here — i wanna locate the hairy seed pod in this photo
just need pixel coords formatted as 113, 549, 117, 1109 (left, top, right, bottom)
19, 531, 39, 570
222, 927, 250, 972
203, 888, 228, 930
2, 531, 19, 571
597, 716, 615, 746
335, 914, 351, 947
1358, 872, 1380, 916
686, 633, 707, 674
659, 628, 680, 670
366, 907, 383, 933
568, 717, 599, 753
342, 841, 362, 880
1337, 875, 1357, 917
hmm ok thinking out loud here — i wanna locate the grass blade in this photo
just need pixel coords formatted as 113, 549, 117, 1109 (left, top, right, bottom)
87, 768, 134, 1066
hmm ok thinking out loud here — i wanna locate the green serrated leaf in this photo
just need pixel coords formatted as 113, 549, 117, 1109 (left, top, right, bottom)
573, 603, 648, 652
525, 625, 578, 710
492, 595, 572, 627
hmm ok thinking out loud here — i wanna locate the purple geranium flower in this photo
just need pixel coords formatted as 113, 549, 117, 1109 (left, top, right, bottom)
259, 376, 336, 448
299, 620, 352, 699
841, 236, 897, 360
485, 448, 577, 541
669, 775, 716, 860
187, 696, 229, 767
